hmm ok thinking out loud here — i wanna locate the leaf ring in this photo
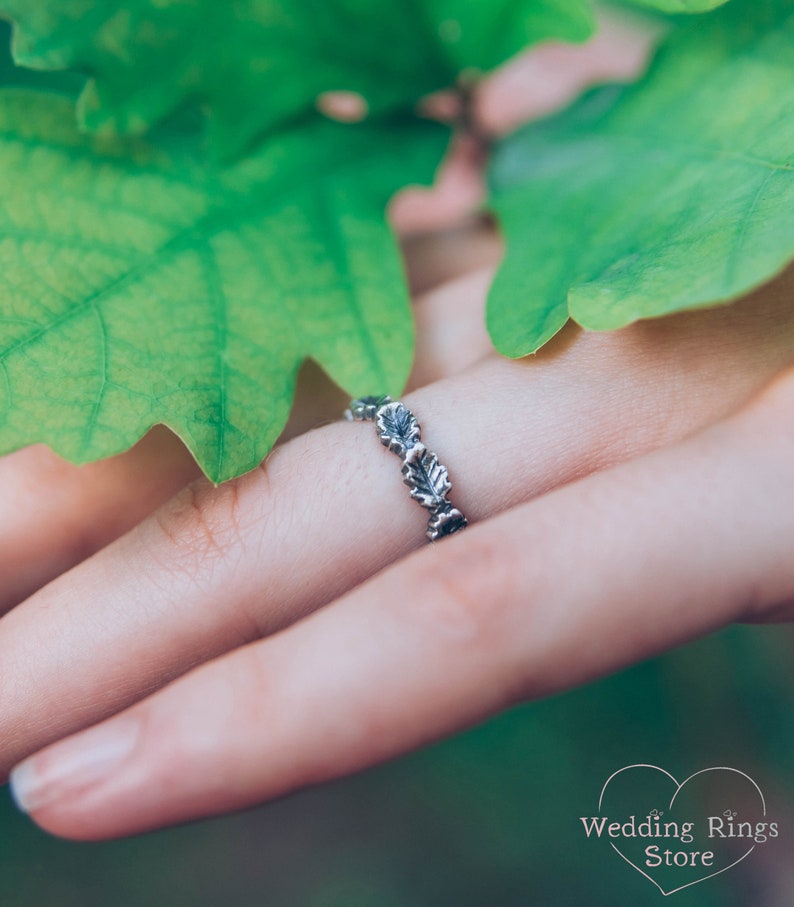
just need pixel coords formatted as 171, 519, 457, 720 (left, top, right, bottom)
345, 395, 468, 542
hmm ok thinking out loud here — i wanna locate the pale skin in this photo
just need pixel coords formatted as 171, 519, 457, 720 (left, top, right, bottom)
3, 11, 794, 840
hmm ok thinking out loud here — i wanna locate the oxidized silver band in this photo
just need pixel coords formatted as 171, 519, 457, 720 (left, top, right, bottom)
345, 395, 468, 542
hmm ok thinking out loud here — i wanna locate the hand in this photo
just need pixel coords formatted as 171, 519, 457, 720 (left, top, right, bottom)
3, 249, 793, 838
3, 12, 794, 840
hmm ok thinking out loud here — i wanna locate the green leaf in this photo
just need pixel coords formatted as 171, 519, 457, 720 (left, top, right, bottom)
0, 0, 594, 155
487, 0, 794, 355
0, 89, 449, 481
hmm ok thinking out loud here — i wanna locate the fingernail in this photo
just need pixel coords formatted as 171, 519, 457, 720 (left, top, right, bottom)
9, 717, 139, 814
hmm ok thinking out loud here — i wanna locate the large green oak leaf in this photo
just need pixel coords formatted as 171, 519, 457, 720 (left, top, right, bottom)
0, 0, 594, 155
488, 0, 794, 355
0, 90, 449, 481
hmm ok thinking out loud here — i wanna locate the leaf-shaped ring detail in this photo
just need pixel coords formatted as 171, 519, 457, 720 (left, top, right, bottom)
346, 397, 467, 542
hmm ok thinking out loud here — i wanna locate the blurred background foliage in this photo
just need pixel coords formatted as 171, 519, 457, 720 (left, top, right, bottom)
1, 622, 792, 906
0, 20, 81, 95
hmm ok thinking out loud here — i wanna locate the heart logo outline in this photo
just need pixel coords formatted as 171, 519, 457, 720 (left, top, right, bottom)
598, 764, 766, 896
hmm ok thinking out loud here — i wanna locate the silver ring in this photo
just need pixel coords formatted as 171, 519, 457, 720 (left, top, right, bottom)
345, 395, 468, 542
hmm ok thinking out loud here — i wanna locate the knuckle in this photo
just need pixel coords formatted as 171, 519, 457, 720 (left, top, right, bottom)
148, 466, 269, 582
155, 480, 242, 560
403, 529, 525, 647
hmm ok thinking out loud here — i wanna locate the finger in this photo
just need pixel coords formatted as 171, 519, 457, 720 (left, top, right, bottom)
402, 220, 501, 299
0, 426, 198, 613
407, 265, 496, 388
13, 362, 794, 839
1, 266, 793, 776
